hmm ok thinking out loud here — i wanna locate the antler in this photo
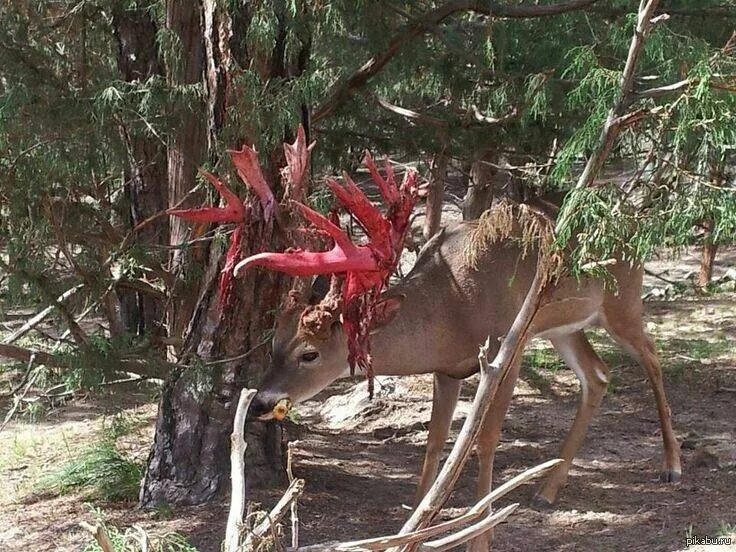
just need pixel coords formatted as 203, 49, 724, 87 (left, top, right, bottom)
167, 125, 313, 308
233, 154, 418, 301
233, 153, 418, 392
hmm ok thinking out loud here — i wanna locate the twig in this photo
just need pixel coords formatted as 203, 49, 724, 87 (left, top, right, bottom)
1, 352, 36, 398
644, 268, 680, 286
79, 521, 115, 552
245, 478, 306, 548
224, 388, 258, 552
287, 441, 301, 549
419, 503, 518, 551
0, 360, 41, 433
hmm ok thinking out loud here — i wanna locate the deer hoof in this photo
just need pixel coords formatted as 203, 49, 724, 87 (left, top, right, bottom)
530, 493, 556, 510
659, 469, 681, 483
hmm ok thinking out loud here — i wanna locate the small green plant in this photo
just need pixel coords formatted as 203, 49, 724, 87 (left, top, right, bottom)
38, 441, 142, 501
38, 414, 144, 501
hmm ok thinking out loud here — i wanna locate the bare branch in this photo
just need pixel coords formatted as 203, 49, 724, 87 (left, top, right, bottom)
419, 503, 519, 551
245, 478, 306, 548
331, 459, 562, 551
224, 388, 257, 552
4, 284, 84, 343
312, 0, 600, 122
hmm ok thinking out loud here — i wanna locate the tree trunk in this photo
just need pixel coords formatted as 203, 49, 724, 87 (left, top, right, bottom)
141, 1, 305, 507
112, 5, 169, 341
697, 219, 718, 290
165, 0, 209, 341
422, 153, 448, 240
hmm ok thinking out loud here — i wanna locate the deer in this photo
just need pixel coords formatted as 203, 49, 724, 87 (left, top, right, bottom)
195, 136, 682, 550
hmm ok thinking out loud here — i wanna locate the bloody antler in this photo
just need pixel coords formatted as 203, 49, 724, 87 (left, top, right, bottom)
168, 125, 312, 307
233, 153, 418, 392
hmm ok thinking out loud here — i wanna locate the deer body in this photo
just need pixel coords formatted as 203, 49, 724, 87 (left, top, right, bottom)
249, 219, 682, 527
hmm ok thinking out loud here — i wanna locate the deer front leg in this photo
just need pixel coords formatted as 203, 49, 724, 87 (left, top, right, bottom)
414, 373, 461, 505
534, 331, 609, 506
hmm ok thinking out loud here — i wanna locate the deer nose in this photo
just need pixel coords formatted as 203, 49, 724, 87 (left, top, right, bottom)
246, 390, 290, 421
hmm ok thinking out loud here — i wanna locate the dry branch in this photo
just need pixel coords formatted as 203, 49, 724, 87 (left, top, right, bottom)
245, 478, 306, 548
331, 459, 562, 552
287, 441, 301, 549
4, 283, 84, 343
419, 503, 518, 551
225, 388, 257, 552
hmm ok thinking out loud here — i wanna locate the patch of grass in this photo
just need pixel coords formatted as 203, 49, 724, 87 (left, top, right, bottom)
525, 347, 565, 373
37, 412, 144, 501
38, 441, 142, 501
83, 507, 198, 552
718, 522, 736, 537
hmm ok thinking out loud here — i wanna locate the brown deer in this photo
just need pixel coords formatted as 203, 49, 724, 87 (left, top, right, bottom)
234, 161, 681, 550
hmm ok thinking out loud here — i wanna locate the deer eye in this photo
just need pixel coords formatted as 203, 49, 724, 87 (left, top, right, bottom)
301, 351, 319, 362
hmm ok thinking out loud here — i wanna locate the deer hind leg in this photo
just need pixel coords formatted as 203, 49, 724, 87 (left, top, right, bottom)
415, 373, 461, 504
466, 356, 523, 552
603, 318, 682, 483
533, 331, 610, 506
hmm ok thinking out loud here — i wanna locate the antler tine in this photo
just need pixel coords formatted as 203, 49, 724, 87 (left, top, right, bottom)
228, 144, 276, 220
282, 125, 316, 196
326, 175, 391, 249
363, 150, 400, 205
168, 170, 246, 223
233, 202, 378, 278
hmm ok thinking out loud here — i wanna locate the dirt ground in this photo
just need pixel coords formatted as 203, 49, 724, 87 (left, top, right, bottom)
2, 251, 735, 552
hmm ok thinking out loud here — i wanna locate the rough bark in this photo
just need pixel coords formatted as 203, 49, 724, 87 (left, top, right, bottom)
166, 0, 208, 340
112, 5, 169, 340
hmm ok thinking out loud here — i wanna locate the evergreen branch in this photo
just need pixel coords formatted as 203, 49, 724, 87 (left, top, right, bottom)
564, 0, 661, 193
311, 0, 601, 123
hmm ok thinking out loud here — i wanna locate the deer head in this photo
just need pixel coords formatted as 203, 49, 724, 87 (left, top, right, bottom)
235, 153, 417, 420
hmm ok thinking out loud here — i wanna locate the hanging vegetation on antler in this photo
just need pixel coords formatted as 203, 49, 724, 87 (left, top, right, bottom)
234, 151, 418, 394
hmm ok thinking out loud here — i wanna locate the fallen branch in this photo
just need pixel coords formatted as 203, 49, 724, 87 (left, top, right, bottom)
224, 388, 258, 552
420, 502, 518, 551
331, 459, 562, 551
245, 478, 306, 548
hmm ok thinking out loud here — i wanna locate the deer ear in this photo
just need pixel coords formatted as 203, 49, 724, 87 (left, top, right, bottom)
371, 295, 404, 329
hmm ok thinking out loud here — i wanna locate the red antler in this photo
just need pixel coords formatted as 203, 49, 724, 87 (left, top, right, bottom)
168, 125, 313, 308
168, 170, 247, 224
233, 154, 418, 393
233, 156, 417, 297
228, 144, 276, 222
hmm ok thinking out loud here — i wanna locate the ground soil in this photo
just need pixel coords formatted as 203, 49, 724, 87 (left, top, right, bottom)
2, 252, 735, 552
